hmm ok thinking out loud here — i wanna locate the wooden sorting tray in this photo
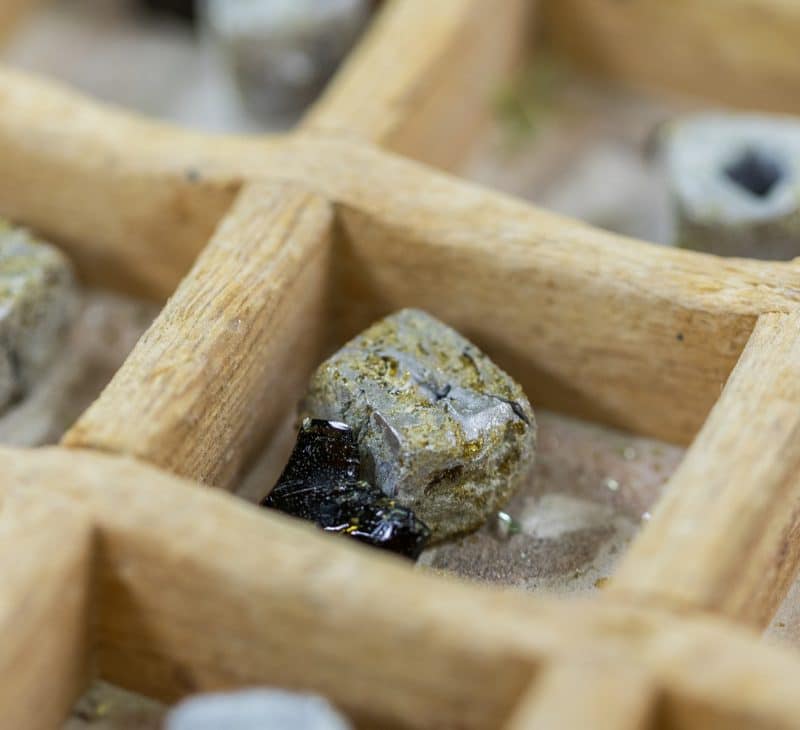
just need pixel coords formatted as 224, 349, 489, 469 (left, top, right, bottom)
3, 1, 800, 728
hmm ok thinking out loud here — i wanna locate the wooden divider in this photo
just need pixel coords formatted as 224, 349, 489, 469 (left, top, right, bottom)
4, 446, 800, 728
296, 139, 800, 444
544, 0, 800, 114
505, 656, 658, 730
0, 493, 94, 730
0, 0, 42, 43
611, 308, 800, 627
5, 65, 800, 444
63, 182, 334, 487
0, 66, 282, 298
304, 0, 531, 169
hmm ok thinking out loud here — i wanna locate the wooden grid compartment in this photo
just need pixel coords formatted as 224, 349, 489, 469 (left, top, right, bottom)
4, 1, 800, 728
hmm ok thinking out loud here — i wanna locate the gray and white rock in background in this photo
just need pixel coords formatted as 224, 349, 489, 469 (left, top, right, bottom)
201, 0, 370, 120
166, 689, 351, 730
661, 113, 800, 259
0, 292, 158, 447
0, 220, 78, 415
305, 309, 537, 541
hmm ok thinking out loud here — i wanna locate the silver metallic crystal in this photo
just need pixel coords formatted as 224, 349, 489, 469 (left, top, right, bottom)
492, 511, 516, 541
661, 113, 800, 259
305, 309, 537, 541
166, 689, 352, 730
0, 220, 77, 414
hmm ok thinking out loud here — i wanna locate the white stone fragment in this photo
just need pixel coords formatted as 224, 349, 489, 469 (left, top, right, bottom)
661, 113, 800, 258
202, 0, 369, 117
166, 689, 352, 730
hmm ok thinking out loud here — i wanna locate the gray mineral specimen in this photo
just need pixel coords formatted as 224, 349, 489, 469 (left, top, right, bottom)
202, 0, 370, 118
661, 114, 800, 259
0, 220, 77, 414
304, 309, 537, 541
166, 689, 352, 730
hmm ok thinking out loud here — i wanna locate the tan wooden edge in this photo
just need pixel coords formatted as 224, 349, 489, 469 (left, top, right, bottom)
4, 446, 800, 729
0, 493, 93, 730
0, 0, 530, 297
303, 0, 531, 170
543, 0, 800, 115
0, 0, 42, 43
280, 138, 800, 446
63, 181, 334, 486
504, 655, 658, 730
61, 129, 800, 476
0, 66, 284, 298
612, 308, 800, 627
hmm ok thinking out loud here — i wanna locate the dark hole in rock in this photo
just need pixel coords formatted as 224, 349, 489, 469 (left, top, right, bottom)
724, 147, 785, 198
424, 465, 465, 495
137, 0, 196, 21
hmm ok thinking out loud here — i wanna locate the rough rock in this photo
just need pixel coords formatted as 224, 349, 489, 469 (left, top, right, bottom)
166, 689, 351, 730
0, 220, 78, 414
661, 113, 800, 259
304, 309, 537, 541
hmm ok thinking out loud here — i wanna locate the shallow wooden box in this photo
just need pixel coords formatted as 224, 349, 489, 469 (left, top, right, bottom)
4, 1, 800, 728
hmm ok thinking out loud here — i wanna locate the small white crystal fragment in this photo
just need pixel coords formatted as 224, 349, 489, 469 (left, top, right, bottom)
166, 689, 351, 730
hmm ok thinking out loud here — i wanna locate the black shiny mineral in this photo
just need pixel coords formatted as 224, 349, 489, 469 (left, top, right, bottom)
261, 419, 431, 560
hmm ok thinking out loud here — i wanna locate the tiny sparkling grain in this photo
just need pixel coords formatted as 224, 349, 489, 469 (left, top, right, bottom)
493, 511, 514, 541
622, 446, 637, 461
604, 477, 620, 492
642, 511, 652, 522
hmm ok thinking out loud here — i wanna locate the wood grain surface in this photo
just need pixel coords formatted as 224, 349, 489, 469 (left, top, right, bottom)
0, 494, 93, 730
4, 1, 800, 727
544, 0, 800, 114
3, 446, 800, 728
305, 0, 531, 170
64, 182, 333, 486
612, 308, 800, 627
